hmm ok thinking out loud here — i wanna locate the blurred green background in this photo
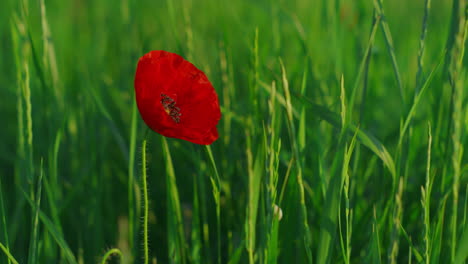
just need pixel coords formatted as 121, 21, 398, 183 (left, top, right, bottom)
0, 0, 467, 263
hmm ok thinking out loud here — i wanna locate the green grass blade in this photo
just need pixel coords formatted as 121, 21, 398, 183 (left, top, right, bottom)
39, 0, 60, 102
415, 0, 431, 94
316, 150, 344, 264
266, 217, 280, 264
162, 137, 186, 264
27, 159, 43, 264
399, 223, 423, 262
358, 10, 379, 124
422, 123, 432, 264
454, 225, 468, 264
20, 189, 77, 264
398, 51, 444, 148
350, 11, 380, 119
245, 130, 264, 264
280, 59, 312, 262
296, 96, 396, 179
463, 183, 468, 235
367, 207, 382, 264
128, 97, 138, 257
373, 0, 405, 103
356, 126, 396, 180
338, 129, 358, 264
431, 194, 449, 264
340, 74, 346, 128
228, 241, 244, 264
190, 172, 202, 264
298, 66, 307, 152
205, 145, 221, 264
318, 126, 358, 264
444, 0, 467, 260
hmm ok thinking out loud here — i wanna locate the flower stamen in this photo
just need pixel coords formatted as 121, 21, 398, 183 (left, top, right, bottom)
160, 93, 182, 123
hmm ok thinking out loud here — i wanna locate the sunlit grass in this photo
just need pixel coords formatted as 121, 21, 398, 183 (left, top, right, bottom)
0, 0, 467, 263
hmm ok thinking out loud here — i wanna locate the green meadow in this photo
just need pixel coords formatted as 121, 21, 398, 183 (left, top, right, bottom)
1, 0, 468, 263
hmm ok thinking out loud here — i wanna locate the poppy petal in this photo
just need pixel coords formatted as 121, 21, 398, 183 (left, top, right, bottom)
134, 50, 221, 145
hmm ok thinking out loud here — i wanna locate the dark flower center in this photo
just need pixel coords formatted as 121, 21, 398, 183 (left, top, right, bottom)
160, 93, 181, 123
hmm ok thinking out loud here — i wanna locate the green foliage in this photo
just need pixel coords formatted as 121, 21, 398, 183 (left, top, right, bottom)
0, 0, 467, 263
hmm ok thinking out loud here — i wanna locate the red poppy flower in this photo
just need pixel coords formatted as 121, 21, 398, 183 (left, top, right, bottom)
134, 50, 221, 145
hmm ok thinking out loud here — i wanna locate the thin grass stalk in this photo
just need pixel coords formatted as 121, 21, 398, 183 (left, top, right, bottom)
371, 207, 382, 264
280, 59, 312, 262
263, 87, 281, 263
338, 129, 357, 264
205, 145, 221, 264
27, 159, 43, 264
191, 172, 202, 264
197, 158, 211, 262
162, 137, 186, 264
11, 15, 25, 179
22, 53, 33, 184
0, 177, 10, 264
251, 28, 260, 124
350, 11, 380, 119
128, 98, 138, 258
219, 41, 232, 146
373, 0, 405, 103
389, 177, 404, 264
141, 140, 149, 264
415, 0, 432, 94
463, 183, 468, 234
359, 10, 378, 125
397, 52, 444, 149
422, 123, 432, 264
183, 1, 194, 62
245, 130, 259, 264
450, 74, 465, 262
245, 131, 255, 264
15, 0, 34, 187
39, 0, 60, 102
445, 0, 467, 261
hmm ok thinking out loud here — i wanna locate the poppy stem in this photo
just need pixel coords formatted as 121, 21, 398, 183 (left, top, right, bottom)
141, 139, 149, 264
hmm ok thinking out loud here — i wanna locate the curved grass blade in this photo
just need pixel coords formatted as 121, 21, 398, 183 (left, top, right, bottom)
373, 0, 405, 103
260, 79, 396, 179
398, 51, 444, 148
27, 159, 43, 264
244, 130, 265, 264
205, 145, 221, 264
162, 137, 186, 264
431, 194, 449, 264
20, 189, 77, 264
296, 96, 396, 179
415, 0, 432, 94
399, 223, 423, 262
100, 248, 123, 264
350, 11, 380, 119
0, 243, 18, 264
455, 224, 468, 264
280, 59, 313, 262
